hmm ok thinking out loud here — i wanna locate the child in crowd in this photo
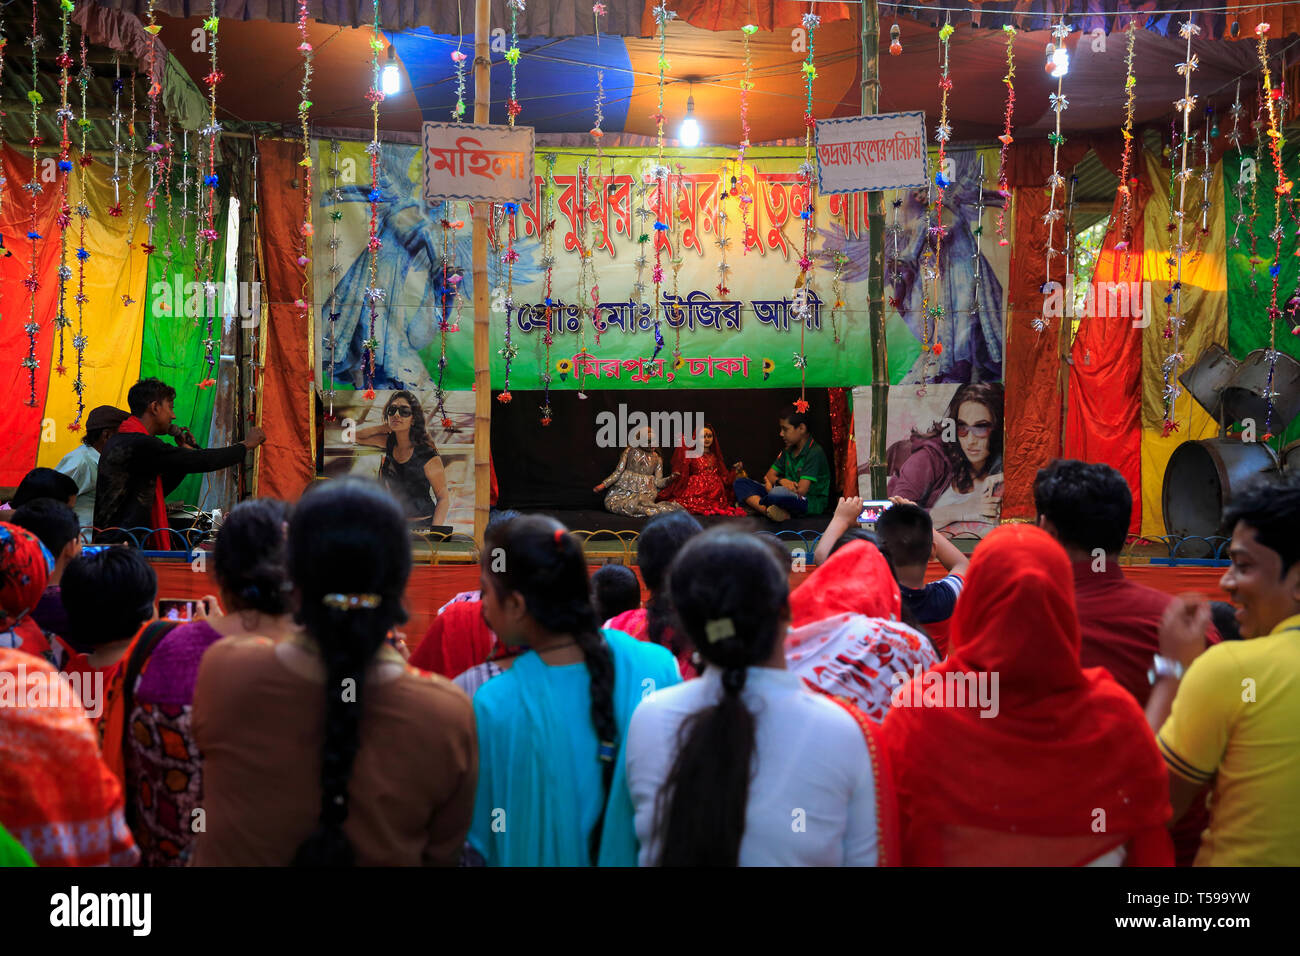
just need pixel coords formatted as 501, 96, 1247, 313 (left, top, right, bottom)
9, 498, 82, 647
590, 563, 642, 625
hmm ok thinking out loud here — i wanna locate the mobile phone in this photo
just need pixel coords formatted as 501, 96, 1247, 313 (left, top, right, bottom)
858, 499, 894, 525
158, 598, 196, 622
81, 544, 116, 557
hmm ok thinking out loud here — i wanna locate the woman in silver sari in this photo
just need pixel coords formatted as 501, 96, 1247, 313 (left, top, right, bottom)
594, 427, 684, 518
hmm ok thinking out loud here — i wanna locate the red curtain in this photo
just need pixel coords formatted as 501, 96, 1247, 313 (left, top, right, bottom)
1065, 167, 1152, 535
0, 146, 63, 486
255, 138, 315, 501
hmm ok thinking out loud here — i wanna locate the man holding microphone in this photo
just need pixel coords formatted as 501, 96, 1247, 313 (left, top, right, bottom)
93, 378, 266, 547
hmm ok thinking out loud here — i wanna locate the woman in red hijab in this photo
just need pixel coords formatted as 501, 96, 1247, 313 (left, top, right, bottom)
657, 423, 746, 516
880, 524, 1174, 866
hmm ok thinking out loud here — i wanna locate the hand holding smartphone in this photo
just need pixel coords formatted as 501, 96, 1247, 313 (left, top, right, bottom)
857, 499, 894, 525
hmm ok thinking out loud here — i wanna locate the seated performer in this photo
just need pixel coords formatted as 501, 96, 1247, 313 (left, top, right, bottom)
657, 423, 746, 516
734, 406, 830, 523
594, 427, 683, 518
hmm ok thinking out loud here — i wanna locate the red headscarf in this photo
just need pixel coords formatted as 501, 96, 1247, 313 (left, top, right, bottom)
657, 424, 734, 502
880, 524, 1173, 866
0, 522, 53, 660
790, 539, 900, 627
117, 415, 173, 548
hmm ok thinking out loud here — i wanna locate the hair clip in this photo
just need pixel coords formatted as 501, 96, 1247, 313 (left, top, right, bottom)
597, 740, 616, 762
705, 618, 736, 643
322, 593, 381, 611
553, 527, 566, 545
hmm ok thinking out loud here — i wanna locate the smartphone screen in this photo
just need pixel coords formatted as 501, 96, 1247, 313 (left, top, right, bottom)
158, 598, 195, 622
858, 500, 894, 524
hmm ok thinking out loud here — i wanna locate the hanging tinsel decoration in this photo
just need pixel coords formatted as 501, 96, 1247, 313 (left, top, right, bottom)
197, 1, 223, 389
536, 156, 558, 422
53, 0, 74, 378
589, 3, 608, 349
108, 57, 124, 217
970, 154, 987, 343
435, 204, 462, 427
1200, 108, 1213, 238
70, 35, 93, 430
1035, 19, 1070, 334
1255, 22, 1289, 439
498, 0, 526, 404
670, 161, 686, 366
1228, 81, 1249, 250
920, 16, 954, 375
1115, 21, 1138, 256
1159, 19, 1202, 437
120, 72, 138, 308
21, 0, 44, 406
790, 9, 820, 414
738, 23, 757, 253
324, 141, 343, 417
994, 25, 1015, 246
0, 7, 8, 215
297, 0, 315, 358
716, 160, 733, 300
361, 0, 385, 400
451, 45, 467, 120
650, 2, 676, 364
162, 117, 177, 267
142, 0, 164, 260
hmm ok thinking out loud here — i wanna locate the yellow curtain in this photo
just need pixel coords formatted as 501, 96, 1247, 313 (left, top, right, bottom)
1139, 152, 1229, 537
37, 161, 150, 468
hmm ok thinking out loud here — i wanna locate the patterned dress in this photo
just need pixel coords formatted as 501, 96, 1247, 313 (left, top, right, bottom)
599, 447, 683, 518
663, 454, 746, 516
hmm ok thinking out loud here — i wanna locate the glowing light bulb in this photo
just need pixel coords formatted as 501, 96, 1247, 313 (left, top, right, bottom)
679, 94, 701, 148
1050, 44, 1069, 78
382, 47, 401, 95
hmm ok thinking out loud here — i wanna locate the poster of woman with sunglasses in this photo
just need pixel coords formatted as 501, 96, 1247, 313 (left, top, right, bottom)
884, 382, 1004, 538
354, 390, 451, 526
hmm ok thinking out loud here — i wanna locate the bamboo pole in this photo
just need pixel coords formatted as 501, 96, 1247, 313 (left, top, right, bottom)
863, 1, 888, 497
472, 0, 491, 549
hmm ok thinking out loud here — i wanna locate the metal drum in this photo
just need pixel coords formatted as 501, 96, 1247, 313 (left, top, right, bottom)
1163, 438, 1279, 555
1221, 349, 1300, 432
1178, 343, 1239, 420
1284, 439, 1300, 475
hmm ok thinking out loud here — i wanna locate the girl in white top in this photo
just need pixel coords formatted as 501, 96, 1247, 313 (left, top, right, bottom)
624, 530, 884, 866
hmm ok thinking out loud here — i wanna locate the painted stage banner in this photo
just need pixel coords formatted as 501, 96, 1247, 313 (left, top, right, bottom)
313, 142, 874, 392
815, 111, 928, 195
422, 122, 535, 203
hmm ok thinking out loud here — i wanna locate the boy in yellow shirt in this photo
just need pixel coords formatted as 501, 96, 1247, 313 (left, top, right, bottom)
1148, 476, 1300, 865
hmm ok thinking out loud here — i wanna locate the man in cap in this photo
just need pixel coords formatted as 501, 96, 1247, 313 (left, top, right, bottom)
56, 404, 129, 528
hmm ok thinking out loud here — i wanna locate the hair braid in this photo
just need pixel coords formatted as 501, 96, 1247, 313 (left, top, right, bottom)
572, 624, 618, 865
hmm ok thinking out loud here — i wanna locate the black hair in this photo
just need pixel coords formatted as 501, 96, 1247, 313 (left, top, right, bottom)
10, 499, 81, 557
590, 564, 641, 624
12, 468, 78, 509
656, 530, 789, 866
943, 382, 1004, 493
875, 503, 934, 567
638, 511, 703, 652
779, 406, 809, 431
483, 514, 615, 866
383, 390, 438, 454
1221, 472, 1300, 577
1033, 459, 1131, 556
83, 426, 112, 447
61, 547, 157, 647
288, 478, 412, 867
213, 498, 290, 615
827, 525, 881, 558
1210, 601, 1243, 642
127, 377, 177, 417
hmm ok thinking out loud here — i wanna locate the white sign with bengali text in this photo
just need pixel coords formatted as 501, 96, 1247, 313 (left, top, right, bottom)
422, 122, 535, 203
814, 111, 927, 194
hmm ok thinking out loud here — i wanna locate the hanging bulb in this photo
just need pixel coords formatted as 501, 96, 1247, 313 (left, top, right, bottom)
889, 23, 902, 56
1044, 43, 1057, 73
1050, 44, 1069, 78
678, 93, 701, 148
382, 46, 401, 96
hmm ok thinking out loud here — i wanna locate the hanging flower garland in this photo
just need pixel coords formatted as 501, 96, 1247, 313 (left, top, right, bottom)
53, 0, 74, 378
669, 161, 686, 366
1159, 19, 1202, 437
451, 46, 467, 120
589, 3, 608, 350
994, 25, 1015, 246
1227, 81, 1251, 251
435, 205, 462, 427
1199, 108, 1213, 240
70, 36, 92, 430
1115, 21, 1138, 255
497, 0, 526, 405
297, 0, 315, 361
142, 0, 164, 261
21, 0, 44, 407
738, 23, 757, 253
0, 8, 8, 215
361, 0, 386, 400
197, 3, 224, 389
538, 153, 558, 425
918, 16, 954, 381
1256, 22, 1291, 439
649, 2, 676, 364
324, 141, 343, 417
120, 72, 139, 307
790, 10, 820, 414
108, 58, 124, 218
163, 117, 178, 267
970, 154, 987, 341
1035, 19, 1070, 334
716, 160, 732, 300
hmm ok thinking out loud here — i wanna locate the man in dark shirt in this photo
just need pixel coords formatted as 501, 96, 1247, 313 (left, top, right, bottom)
94, 377, 265, 546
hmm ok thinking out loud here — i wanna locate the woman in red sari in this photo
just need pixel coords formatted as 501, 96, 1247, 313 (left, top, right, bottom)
880, 524, 1174, 866
657, 424, 746, 517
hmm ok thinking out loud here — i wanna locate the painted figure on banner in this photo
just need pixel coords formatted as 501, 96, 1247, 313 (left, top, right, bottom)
594, 426, 684, 518
886, 382, 1004, 538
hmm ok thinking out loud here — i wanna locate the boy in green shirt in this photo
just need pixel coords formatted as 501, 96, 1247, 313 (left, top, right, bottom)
733, 406, 831, 522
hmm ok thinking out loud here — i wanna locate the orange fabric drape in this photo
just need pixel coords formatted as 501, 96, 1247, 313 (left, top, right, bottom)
1064, 164, 1152, 535
255, 139, 315, 501
1002, 185, 1065, 519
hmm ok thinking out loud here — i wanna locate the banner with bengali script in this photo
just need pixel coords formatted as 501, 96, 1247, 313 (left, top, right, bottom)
423, 122, 535, 203
815, 111, 928, 195
312, 142, 875, 392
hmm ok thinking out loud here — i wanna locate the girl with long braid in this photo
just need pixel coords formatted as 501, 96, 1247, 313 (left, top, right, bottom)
625, 530, 897, 866
470, 515, 681, 866
192, 479, 476, 865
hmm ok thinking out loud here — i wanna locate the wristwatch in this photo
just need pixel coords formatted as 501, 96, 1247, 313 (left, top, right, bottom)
1147, 655, 1185, 685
